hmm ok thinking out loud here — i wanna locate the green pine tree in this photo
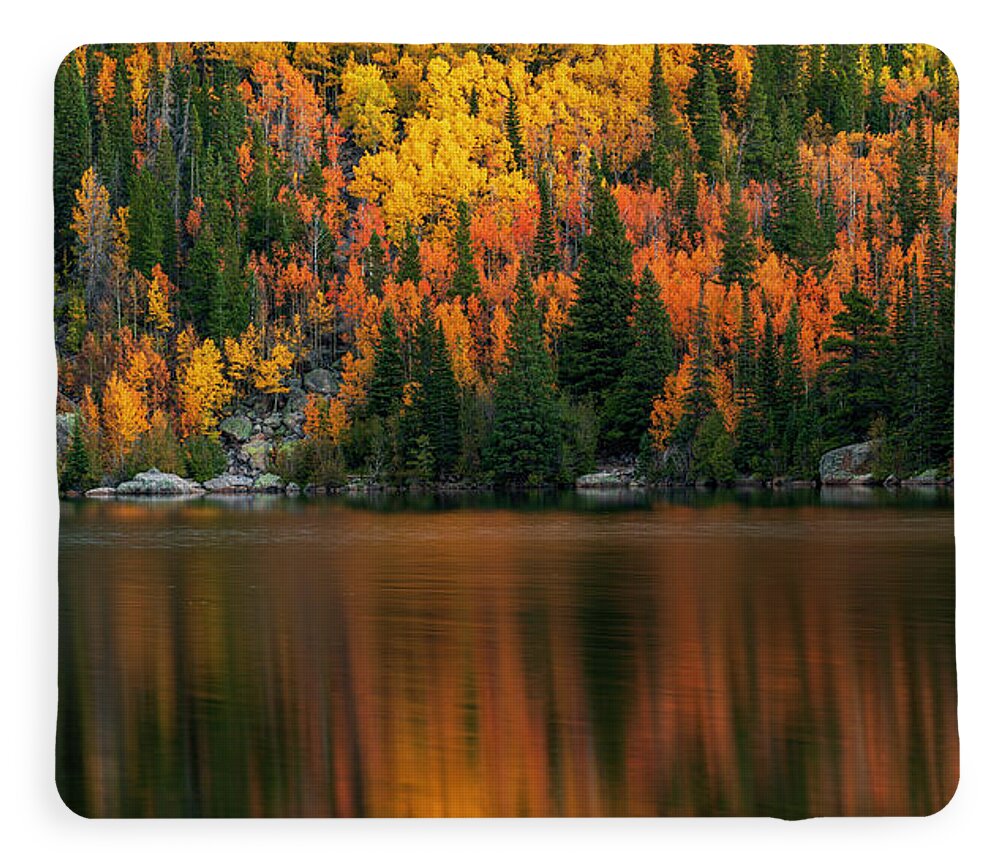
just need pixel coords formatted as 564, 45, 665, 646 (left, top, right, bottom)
451, 199, 480, 298
397, 223, 422, 285
602, 266, 676, 453
559, 171, 634, 401
533, 172, 559, 275
363, 231, 388, 296
692, 66, 724, 183
489, 261, 560, 484
720, 175, 757, 290
54, 57, 92, 273
505, 87, 525, 172
369, 305, 406, 418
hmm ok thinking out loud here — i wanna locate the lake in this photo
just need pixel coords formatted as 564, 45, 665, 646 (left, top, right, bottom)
56, 487, 957, 818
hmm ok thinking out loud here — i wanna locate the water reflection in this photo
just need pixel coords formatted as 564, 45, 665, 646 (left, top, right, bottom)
57, 492, 957, 817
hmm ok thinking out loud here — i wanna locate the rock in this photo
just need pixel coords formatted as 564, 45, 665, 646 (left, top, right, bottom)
902, 469, 943, 486
56, 413, 77, 457
240, 437, 272, 473
116, 468, 203, 496
283, 386, 308, 415
818, 441, 881, 486
285, 482, 301, 496
303, 367, 338, 395
575, 469, 635, 488
203, 472, 255, 493
884, 474, 900, 487
253, 473, 284, 492
219, 414, 253, 442
84, 486, 117, 498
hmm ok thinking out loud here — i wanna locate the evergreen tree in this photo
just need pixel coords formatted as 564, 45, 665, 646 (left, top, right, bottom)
559, 171, 634, 401
773, 148, 828, 274
690, 45, 738, 120
675, 283, 715, 444
533, 172, 559, 275
451, 199, 480, 298
820, 284, 891, 444
153, 130, 179, 280
505, 87, 525, 172
128, 168, 166, 277
397, 223, 422, 285
742, 51, 777, 181
369, 305, 406, 418
246, 122, 289, 253
692, 66, 724, 183
677, 156, 701, 244
777, 302, 807, 471
60, 416, 94, 492
362, 231, 388, 295
182, 221, 220, 335
720, 175, 756, 290
602, 266, 676, 453
866, 44, 889, 134
647, 44, 685, 189
894, 120, 921, 249
489, 261, 560, 484
54, 57, 92, 273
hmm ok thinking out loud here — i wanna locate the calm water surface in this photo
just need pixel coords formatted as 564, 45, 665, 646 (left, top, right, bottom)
57, 488, 957, 818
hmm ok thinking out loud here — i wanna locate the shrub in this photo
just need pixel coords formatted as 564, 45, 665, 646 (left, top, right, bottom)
183, 434, 228, 482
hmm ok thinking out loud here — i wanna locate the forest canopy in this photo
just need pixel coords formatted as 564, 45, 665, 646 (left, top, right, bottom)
54, 42, 957, 489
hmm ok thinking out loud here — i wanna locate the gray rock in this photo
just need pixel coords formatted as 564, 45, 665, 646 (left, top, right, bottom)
285, 482, 301, 496
576, 469, 636, 488
283, 386, 309, 415
56, 413, 77, 457
303, 367, 338, 394
219, 414, 253, 442
84, 486, 117, 498
902, 469, 942, 486
116, 468, 203, 496
203, 472, 255, 493
253, 473, 284, 492
240, 437, 272, 473
819, 441, 881, 485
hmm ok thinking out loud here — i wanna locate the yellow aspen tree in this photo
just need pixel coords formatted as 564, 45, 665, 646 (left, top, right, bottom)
101, 370, 150, 471
224, 322, 261, 392
177, 338, 234, 438
253, 342, 295, 407
146, 264, 174, 333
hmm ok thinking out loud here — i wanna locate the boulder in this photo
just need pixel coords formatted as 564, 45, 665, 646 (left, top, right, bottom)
219, 414, 253, 442
56, 412, 77, 457
902, 469, 942, 486
576, 469, 636, 488
84, 486, 117, 498
818, 441, 881, 486
283, 386, 309, 415
303, 367, 338, 395
240, 437, 272, 473
116, 468, 203, 496
253, 473, 285, 492
203, 472, 254, 493
285, 482, 301, 496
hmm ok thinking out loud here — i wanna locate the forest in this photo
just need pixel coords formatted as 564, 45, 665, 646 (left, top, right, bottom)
53, 42, 957, 490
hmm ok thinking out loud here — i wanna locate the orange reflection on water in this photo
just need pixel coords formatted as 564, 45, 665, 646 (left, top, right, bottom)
57, 496, 957, 817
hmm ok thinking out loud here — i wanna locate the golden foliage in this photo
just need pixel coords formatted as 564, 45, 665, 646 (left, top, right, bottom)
177, 338, 233, 438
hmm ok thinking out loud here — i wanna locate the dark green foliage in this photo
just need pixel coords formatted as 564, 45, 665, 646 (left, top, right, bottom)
246, 123, 290, 254
128, 169, 166, 276
60, 417, 95, 492
690, 45, 737, 119
409, 305, 461, 477
692, 66, 724, 182
646, 44, 686, 189
271, 438, 345, 488
820, 285, 891, 445
397, 223, 422, 285
533, 172, 559, 275
893, 121, 921, 249
451, 199, 480, 298
559, 173, 634, 400
557, 396, 599, 483
772, 149, 828, 275
692, 410, 736, 483
54, 58, 91, 273
362, 231, 388, 295
677, 156, 701, 245
506, 88, 525, 171
675, 285, 715, 444
97, 47, 134, 208
720, 176, 756, 290
183, 434, 228, 482
489, 261, 560, 484
742, 53, 776, 181
369, 305, 406, 418
602, 267, 675, 453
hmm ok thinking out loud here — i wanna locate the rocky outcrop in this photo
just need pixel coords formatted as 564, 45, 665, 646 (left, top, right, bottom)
240, 436, 272, 473
56, 413, 77, 458
219, 414, 253, 442
253, 473, 285, 492
819, 441, 881, 485
84, 486, 117, 498
901, 468, 953, 486
303, 367, 338, 394
576, 468, 639, 488
116, 468, 204, 496
203, 472, 255, 493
